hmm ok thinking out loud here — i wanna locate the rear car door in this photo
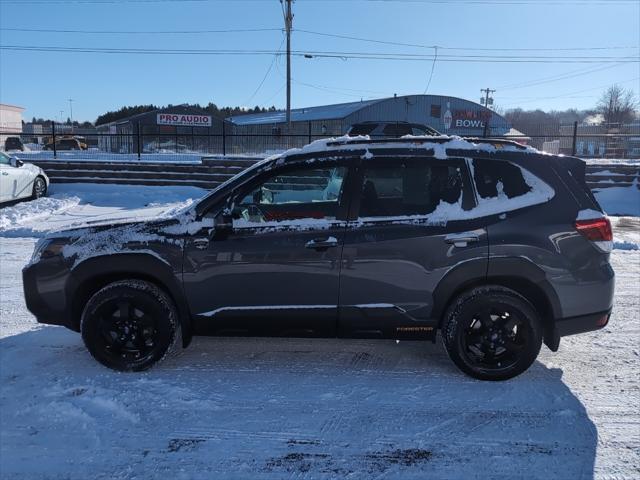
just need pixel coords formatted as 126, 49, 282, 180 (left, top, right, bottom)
183, 160, 353, 337
338, 156, 489, 339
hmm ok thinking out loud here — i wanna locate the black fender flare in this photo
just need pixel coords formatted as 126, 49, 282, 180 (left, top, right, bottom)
431, 255, 562, 329
66, 253, 193, 347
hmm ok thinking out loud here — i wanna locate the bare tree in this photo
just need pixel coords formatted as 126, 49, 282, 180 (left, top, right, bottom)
596, 85, 638, 124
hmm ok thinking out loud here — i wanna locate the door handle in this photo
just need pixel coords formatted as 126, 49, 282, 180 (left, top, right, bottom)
193, 238, 209, 250
445, 232, 480, 247
305, 236, 339, 251
1, 172, 8, 176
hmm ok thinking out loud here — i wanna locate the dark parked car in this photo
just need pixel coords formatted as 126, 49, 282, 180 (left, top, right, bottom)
23, 136, 614, 380
347, 121, 440, 138
4, 136, 24, 151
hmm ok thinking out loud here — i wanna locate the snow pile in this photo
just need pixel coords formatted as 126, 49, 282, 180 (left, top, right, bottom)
0, 184, 208, 238
594, 181, 640, 217
0, 196, 81, 237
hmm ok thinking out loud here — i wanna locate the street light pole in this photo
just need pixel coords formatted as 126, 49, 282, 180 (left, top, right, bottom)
68, 99, 74, 133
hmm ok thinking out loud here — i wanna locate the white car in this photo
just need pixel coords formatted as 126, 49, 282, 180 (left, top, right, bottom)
0, 152, 49, 205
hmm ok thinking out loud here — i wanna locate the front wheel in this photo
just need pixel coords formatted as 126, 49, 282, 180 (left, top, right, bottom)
81, 280, 181, 372
442, 286, 542, 381
32, 176, 47, 199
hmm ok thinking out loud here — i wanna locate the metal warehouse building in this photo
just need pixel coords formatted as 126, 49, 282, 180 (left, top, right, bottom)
96, 105, 227, 154
227, 94, 512, 154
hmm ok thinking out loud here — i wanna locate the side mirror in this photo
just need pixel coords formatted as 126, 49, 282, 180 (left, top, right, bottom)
10, 158, 24, 168
212, 210, 234, 240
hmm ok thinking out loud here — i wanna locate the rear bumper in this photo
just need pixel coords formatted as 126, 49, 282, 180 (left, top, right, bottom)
545, 309, 611, 351
556, 310, 611, 337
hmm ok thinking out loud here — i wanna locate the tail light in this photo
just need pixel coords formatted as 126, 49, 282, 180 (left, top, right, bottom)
575, 216, 613, 252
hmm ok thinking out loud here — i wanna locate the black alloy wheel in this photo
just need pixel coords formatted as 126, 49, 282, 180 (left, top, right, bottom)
442, 286, 542, 381
81, 280, 180, 371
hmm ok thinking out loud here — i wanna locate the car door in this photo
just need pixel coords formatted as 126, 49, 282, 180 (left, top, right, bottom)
338, 156, 489, 339
0, 153, 20, 202
0, 156, 13, 202
183, 159, 354, 337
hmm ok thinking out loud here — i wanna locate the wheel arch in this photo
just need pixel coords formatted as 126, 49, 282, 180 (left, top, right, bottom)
432, 257, 562, 351
67, 253, 193, 347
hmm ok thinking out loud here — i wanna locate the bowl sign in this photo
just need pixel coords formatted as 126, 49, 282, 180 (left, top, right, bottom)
452, 110, 491, 129
157, 114, 212, 127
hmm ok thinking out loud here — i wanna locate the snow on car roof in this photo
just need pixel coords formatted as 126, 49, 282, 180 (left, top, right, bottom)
271, 134, 540, 162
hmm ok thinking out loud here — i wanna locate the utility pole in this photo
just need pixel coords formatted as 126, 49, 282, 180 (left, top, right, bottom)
68, 98, 74, 133
283, 0, 294, 128
480, 88, 495, 110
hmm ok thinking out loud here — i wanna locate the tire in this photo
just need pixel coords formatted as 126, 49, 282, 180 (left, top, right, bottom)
442, 286, 542, 381
81, 280, 181, 372
32, 176, 47, 199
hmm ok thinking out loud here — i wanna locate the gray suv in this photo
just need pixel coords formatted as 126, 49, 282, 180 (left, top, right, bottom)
23, 136, 615, 380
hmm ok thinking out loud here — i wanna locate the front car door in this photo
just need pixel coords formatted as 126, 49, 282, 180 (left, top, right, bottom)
183, 159, 354, 337
338, 155, 489, 339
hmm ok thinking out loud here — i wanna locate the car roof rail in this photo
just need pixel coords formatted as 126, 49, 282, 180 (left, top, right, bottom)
325, 136, 529, 151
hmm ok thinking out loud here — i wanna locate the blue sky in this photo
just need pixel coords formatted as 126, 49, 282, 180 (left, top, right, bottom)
0, 0, 638, 123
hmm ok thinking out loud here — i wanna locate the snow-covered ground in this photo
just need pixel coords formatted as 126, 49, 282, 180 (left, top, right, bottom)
1, 185, 639, 479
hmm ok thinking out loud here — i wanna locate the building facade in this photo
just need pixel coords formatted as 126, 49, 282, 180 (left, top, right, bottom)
0, 103, 24, 150
227, 94, 511, 154
96, 105, 226, 154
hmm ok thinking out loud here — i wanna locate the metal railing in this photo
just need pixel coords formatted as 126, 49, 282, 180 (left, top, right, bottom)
3, 121, 639, 161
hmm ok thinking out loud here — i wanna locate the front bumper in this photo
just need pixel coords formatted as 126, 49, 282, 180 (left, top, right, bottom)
22, 260, 77, 331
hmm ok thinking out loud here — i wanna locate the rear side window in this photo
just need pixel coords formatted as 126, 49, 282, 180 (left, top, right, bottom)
472, 159, 531, 199
470, 158, 555, 215
358, 161, 465, 218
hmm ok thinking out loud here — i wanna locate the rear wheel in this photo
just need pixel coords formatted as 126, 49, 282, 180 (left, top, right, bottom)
442, 286, 542, 381
32, 176, 47, 199
81, 280, 180, 372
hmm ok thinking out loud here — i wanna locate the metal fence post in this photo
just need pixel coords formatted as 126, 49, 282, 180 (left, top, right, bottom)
222, 122, 226, 156
51, 122, 57, 159
136, 122, 142, 160
572, 121, 578, 156
308, 121, 312, 144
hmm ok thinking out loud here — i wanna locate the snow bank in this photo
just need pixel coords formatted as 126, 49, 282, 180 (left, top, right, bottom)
0, 184, 208, 238
594, 183, 640, 217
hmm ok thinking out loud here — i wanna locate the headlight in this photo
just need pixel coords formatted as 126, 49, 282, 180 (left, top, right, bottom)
30, 238, 66, 263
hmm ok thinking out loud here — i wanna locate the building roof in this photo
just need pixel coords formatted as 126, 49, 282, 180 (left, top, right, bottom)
0, 103, 25, 112
228, 98, 382, 126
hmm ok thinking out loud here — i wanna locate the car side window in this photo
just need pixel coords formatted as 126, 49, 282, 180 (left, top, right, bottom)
358, 160, 464, 218
472, 159, 531, 199
0, 153, 11, 165
234, 165, 348, 224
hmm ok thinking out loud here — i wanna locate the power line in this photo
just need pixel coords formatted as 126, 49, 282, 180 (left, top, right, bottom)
0, 27, 281, 34
423, 45, 438, 94
296, 29, 638, 52
4, 26, 635, 55
245, 37, 284, 105
1, 45, 637, 63
2, 0, 638, 4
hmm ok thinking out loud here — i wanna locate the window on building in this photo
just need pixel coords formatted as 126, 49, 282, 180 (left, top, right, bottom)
471, 159, 531, 199
235, 166, 347, 223
358, 161, 464, 218
431, 105, 442, 118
